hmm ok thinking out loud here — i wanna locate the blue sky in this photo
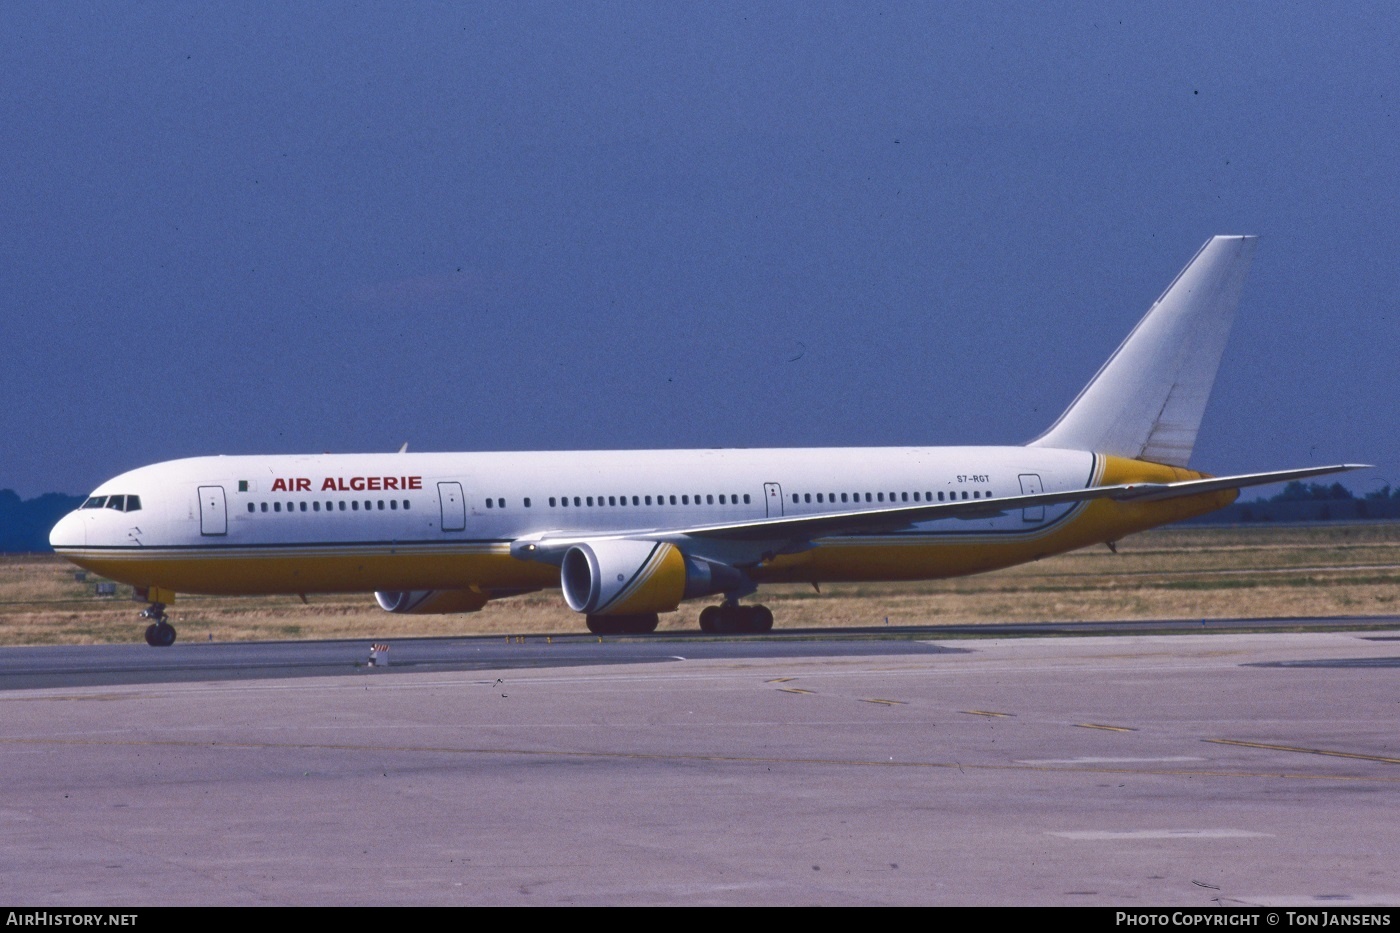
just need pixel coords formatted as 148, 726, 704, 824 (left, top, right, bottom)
3, 3, 1397, 498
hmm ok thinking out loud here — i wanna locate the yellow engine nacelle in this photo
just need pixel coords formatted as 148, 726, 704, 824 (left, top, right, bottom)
560, 539, 688, 616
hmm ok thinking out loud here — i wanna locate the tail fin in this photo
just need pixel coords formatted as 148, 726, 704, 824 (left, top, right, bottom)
1028, 235, 1258, 467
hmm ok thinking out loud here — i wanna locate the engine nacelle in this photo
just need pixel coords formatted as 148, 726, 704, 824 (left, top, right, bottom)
558, 539, 746, 615
562, 540, 685, 615
374, 588, 489, 614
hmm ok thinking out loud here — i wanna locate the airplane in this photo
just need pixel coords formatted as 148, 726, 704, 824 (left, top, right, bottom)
49, 235, 1365, 646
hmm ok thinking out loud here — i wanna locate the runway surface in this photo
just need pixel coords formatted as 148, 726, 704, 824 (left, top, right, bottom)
4, 621, 1400, 906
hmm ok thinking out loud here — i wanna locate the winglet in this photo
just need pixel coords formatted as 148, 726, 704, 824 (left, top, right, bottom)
1029, 235, 1258, 467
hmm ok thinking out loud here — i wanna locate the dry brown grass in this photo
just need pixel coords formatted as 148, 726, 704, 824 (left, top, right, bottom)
6, 522, 1399, 645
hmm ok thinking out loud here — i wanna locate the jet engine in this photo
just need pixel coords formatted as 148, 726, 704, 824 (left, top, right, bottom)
374, 588, 489, 614
559, 539, 740, 616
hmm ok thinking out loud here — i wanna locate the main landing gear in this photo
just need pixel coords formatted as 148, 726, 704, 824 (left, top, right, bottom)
140, 603, 177, 647
698, 602, 774, 634
585, 613, 660, 635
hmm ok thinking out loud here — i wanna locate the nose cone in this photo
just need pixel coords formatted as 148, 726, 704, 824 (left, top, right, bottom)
49, 510, 86, 550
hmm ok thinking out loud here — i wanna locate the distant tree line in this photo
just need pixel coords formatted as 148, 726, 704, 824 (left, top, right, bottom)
1268, 481, 1400, 503
0, 490, 85, 553
1192, 479, 1400, 524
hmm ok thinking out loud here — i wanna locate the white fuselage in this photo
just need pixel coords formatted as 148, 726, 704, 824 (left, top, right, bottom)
49, 445, 1216, 602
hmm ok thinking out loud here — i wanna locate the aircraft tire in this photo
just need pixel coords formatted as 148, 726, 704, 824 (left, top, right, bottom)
585, 614, 658, 635
698, 606, 719, 633
751, 605, 774, 632
145, 622, 177, 647
623, 613, 659, 634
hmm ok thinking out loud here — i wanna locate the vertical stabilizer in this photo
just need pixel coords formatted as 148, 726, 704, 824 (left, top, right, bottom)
1028, 235, 1257, 467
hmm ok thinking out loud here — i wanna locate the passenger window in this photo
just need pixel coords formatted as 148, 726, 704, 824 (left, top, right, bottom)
274, 502, 282, 512
706, 494, 714, 505
351, 501, 359, 511
902, 492, 909, 502
313, 502, 320, 512
524, 498, 531, 508
247, 503, 255, 513
300, 502, 307, 512
574, 497, 581, 507
670, 495, 677, 505
390, 500, 398, 510
938, 492, 945, 501
865, 493, 872, 503
743, 494, 750, 504
339, 501, 347, 511
913, 492, 921, 501
682, 495, 689, 505
260, 502, 268, 513
486, 499, 494, 509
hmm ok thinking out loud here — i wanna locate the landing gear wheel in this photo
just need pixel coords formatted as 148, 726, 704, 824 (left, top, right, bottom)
139, 603, 175, 647
701, 603, 774, 634
750, 604, 774, 632
621, 613, 659, 634
585, 613, 659, 635
144, 622, 176, 647
699, 606, 720, 633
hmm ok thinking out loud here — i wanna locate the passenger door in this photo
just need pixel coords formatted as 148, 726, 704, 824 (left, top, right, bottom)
438, 481, 467, 532
198, 485, 227, 536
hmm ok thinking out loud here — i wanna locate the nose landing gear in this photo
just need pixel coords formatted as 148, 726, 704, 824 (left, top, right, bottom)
140, 603, 177, 647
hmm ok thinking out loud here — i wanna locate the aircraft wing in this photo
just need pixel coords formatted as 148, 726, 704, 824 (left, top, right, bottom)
511, 463, 1367, 563
673, 463, 1368, 542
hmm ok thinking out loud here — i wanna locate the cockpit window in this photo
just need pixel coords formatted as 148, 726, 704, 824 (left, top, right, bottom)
83, 494, 141, 512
